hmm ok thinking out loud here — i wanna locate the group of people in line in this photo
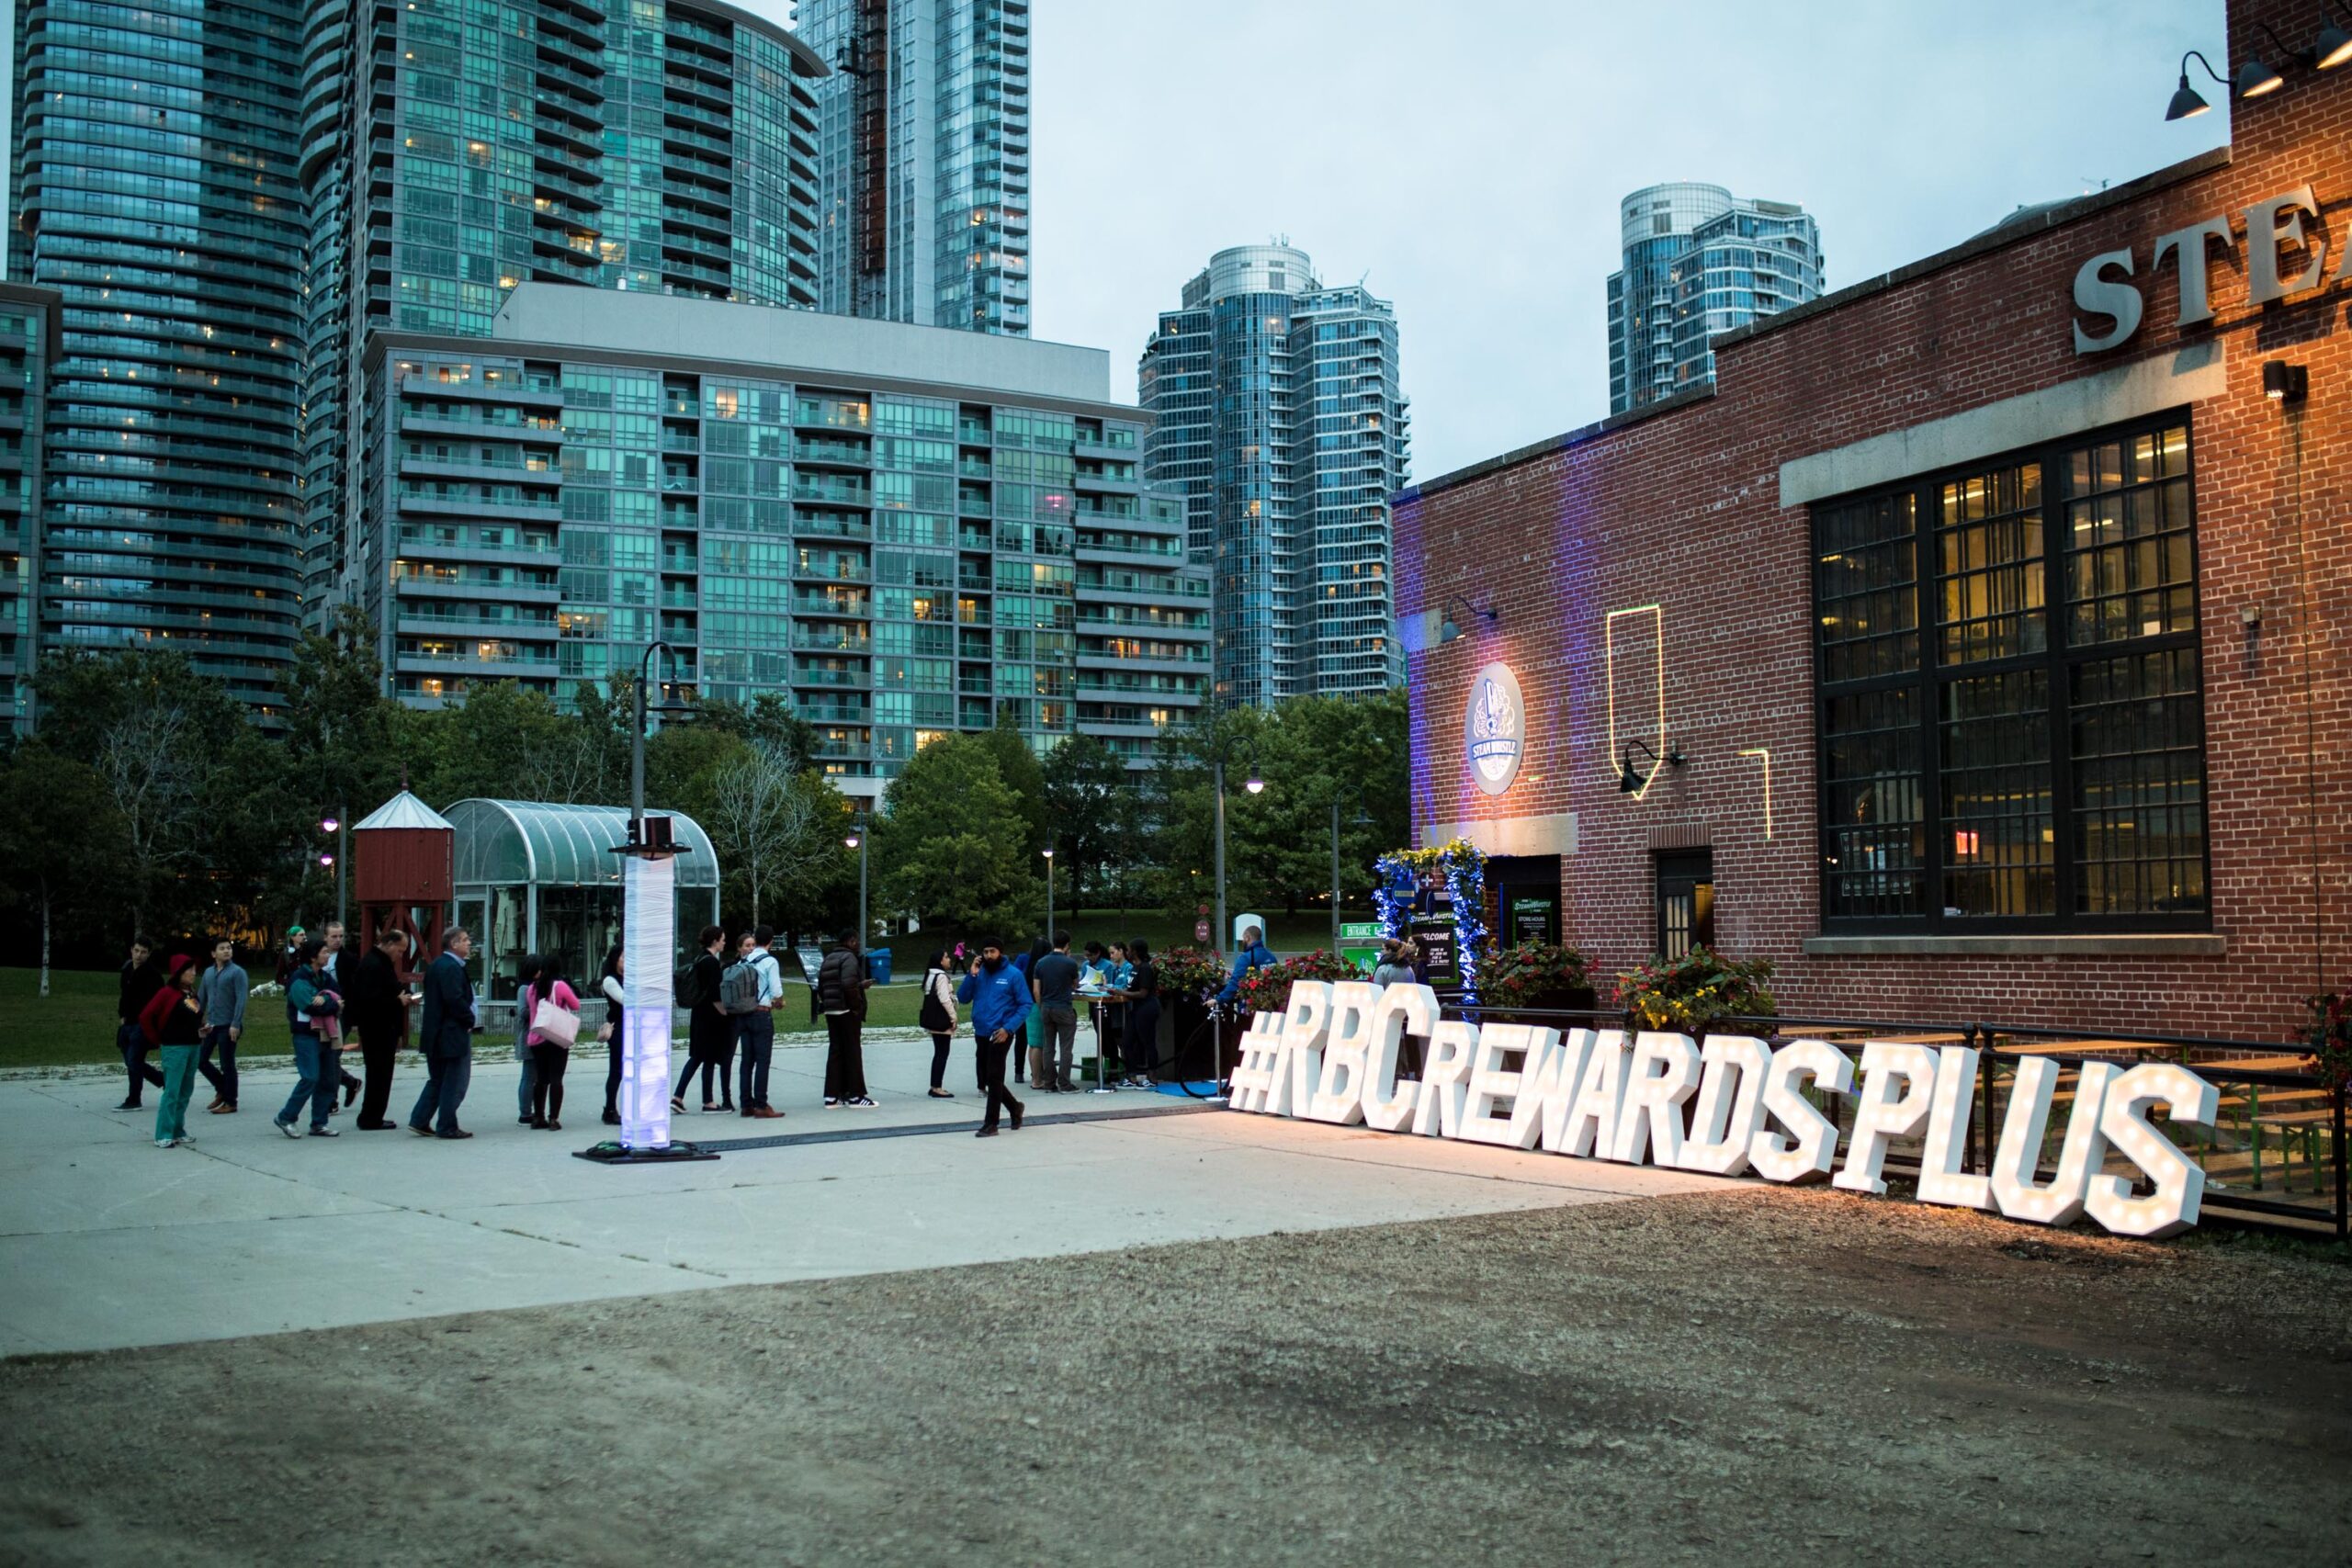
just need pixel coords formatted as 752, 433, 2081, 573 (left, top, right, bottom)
113, 917, 1302, 1147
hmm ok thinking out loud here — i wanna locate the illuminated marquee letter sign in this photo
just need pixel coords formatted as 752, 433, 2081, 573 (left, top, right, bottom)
1238, 982, 2220, 1238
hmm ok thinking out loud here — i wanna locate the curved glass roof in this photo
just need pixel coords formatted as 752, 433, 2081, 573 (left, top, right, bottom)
445, 799, 719, 889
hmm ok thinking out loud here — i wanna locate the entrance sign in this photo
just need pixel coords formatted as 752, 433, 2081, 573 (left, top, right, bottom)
1464, 662, 1524, 795
2073, 181, 2352, 353
1229, 981, 2220, 1238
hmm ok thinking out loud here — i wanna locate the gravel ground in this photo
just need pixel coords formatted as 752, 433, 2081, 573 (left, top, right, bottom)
2, 1187, 2347, 1567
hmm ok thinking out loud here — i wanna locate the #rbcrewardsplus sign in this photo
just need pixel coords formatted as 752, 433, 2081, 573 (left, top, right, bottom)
1229, 982, 2221, 1238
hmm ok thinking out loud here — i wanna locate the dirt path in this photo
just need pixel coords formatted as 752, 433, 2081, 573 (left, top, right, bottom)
3, 1188, 2347, 1567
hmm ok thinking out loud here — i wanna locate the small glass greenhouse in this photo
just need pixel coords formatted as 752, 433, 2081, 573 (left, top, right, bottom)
444, 799, 720, 1001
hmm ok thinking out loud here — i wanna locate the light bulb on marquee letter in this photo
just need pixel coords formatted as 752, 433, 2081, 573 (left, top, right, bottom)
1833, 1042, 1939, 1196
1361, 983, 1436, 1133
1749, 1039, 1853, 1184
1677, 1034, 1770, 1177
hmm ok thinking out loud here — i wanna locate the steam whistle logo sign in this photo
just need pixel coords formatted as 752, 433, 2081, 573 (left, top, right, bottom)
1465, 662, 1523, 796
1230, 982, 2222, 1238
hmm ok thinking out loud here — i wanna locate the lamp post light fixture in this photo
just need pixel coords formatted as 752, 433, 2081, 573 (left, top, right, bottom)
319, 810, 347, 927
845, 822, 867, 944
1436, 593, 1500, 647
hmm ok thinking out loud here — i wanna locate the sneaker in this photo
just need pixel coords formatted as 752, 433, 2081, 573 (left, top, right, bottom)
115, 1100, 141, 1111
309, 1125, 340, 1138
408, 1122, 435, 1137
435, 1128, 473, 1140
845, 1096, 876, 1108
823, 1096, 840, 1107
209, 1102, 237, 1114
155, 1137, 178, 1148
175, 1132, 195, 1145
274, 1117, 300, 1139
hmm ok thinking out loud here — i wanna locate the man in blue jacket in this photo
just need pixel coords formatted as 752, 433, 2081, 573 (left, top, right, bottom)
957, 939, 1029, 1137
408, 928, 479, 1139
1218, 925, 1278, 1005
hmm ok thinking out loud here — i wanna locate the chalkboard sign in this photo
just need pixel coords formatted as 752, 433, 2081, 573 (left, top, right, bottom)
1411, 917, 1457, 987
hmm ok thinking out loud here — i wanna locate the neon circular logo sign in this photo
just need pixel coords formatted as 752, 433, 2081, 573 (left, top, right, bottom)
1464, 662, 1524, 796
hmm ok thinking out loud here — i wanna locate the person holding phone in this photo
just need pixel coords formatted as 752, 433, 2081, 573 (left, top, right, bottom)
956, 939, 1028, 1137
346, 927, 414, 1130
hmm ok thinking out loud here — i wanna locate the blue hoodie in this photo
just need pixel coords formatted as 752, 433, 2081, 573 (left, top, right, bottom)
959, 959, 1033, 1040
1219, 941, 1277, 1002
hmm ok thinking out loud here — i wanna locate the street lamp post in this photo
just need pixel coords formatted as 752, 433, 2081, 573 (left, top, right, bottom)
630, 639, 676, 840
844, 823, 867, 944
1208, 760, 1263, 1095
321, 810, 346, 930
1328, 796, 1372, 953
1043, 846, 1056, 941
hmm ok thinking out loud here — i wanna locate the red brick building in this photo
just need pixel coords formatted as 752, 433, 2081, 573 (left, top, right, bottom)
1396, 0, 2347, 1039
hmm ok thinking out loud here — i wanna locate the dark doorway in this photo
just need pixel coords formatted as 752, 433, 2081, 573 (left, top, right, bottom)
1656, 849, 1714, 959
1487, 855, 1562, 949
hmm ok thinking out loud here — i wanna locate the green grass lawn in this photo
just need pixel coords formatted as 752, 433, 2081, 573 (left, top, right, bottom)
0, 967, 295, 1072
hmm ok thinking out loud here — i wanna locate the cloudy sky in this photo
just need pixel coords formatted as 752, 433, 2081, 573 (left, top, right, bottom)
915, 0, 2230, 480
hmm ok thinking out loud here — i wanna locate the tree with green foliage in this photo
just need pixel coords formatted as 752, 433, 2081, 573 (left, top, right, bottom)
0, 743, 130, 993
976, 710, 1048, 851
1041, 733, 1133, 910
873, 734, 1035, 937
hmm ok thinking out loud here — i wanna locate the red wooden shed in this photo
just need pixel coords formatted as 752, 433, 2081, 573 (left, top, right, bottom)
352, 791, 454, 977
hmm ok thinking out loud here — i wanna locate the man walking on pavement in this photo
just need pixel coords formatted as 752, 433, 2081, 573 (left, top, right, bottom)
1030, 931, 1081, 1093
737, 925, 784, 1118
409, 928, 479, 1139
957, 939, 1027, 1136
196, 936, 247, 1114
114, 936, 164, 1111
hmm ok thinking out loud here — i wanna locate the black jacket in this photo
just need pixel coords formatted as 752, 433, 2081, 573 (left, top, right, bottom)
816, 947, 865, 1014
417, 951, 475, 1060
345, 948, 407, 1037
119, 958, 162, 1025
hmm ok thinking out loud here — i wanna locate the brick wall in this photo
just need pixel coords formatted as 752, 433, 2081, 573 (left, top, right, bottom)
1397, 0, 2349, 1040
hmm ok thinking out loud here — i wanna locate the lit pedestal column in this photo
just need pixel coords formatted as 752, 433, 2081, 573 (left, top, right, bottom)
576, 819, 718, 1165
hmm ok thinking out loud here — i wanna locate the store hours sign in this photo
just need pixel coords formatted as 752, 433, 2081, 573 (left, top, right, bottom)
1229, 982, 2221, 1238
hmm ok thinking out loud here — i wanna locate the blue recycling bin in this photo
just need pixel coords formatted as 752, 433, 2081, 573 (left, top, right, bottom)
866, 948, 893, 985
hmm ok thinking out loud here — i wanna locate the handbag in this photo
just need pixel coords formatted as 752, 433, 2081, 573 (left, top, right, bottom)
531, 996, 580, 1047
918, 971, 953, 1033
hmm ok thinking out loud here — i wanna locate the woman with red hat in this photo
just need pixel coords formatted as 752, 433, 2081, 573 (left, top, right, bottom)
139, 953, 205, 1147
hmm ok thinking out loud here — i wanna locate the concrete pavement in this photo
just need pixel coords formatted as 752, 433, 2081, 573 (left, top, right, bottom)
0, 1035, 1737, 1356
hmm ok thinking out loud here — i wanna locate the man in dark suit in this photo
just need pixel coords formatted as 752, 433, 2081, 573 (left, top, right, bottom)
407, 928, 479, 1139
347, 927, 413, 1129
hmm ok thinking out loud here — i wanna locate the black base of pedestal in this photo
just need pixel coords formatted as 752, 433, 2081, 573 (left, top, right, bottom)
571, 1139, 720, 1165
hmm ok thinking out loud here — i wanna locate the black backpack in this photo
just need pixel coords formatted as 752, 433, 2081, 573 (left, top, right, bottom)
673, 959, 708, 1009
918, 969, 953, 1033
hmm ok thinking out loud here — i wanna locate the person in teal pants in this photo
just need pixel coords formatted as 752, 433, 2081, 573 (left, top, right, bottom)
139, 953, 205, 1147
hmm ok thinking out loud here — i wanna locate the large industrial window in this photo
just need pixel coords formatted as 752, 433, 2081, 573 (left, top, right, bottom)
1813, 416, 2207, 932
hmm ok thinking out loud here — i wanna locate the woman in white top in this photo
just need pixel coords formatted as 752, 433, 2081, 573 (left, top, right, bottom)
920, 948, 958, 1099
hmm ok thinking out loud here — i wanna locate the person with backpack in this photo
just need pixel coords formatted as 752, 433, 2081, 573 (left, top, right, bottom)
919, 947, 957, 1100
671, 925, 731, 1113
726, 927, 785, 1120
525, 958, 580, 1130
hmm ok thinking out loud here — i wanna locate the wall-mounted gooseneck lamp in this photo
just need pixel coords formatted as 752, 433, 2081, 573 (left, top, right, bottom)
2168, 13, 2351, 121
1437, 593, 1499, 646
1618, 738, 1686, 795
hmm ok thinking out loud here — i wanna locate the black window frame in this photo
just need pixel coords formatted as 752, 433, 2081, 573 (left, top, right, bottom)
1812, 411, 2211, 935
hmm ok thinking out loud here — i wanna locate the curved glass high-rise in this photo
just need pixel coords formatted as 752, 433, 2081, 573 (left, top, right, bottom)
1140, 244, 1408, 706
1606, 181, 1824, 414
10, 0, 309, 712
